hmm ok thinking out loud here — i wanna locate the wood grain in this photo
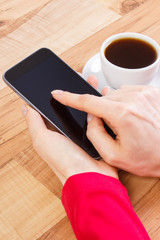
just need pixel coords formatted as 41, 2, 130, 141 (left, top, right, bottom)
37, 216, 76, 240
0, 0, 160, 239
16, 145, 63, 199
0, 161, 66, 240
0, 0, 52, 38
0, 0, 120, 90
134, 180, 160, 239
100, 0, 149, 14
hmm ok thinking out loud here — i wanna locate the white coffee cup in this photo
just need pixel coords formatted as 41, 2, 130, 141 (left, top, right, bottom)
100, 32, 160, 89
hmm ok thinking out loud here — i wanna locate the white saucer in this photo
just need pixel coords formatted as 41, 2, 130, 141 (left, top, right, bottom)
82, 53, 160, 93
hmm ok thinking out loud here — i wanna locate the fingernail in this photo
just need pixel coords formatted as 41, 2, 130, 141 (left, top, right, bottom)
87, 114, 93, 122
51, 90, 64, 95
22, 104, 28, 116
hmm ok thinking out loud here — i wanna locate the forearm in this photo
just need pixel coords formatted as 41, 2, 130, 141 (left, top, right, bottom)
62, 172, 150, 240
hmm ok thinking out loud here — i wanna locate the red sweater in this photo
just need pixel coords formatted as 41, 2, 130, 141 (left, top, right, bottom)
62, 172, 150, 240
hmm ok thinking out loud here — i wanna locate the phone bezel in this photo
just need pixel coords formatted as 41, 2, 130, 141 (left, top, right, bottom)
3, 48, 102, 159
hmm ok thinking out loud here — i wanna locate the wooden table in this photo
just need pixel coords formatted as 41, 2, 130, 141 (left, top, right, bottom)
0, 0, 160, 239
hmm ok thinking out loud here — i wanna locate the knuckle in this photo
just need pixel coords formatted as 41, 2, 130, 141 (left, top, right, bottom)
104, 151, 118, 165
119, 103, 132, 118
142, 87, 151, 96
119, 104, 135, 127
124, 105, 134, 116
87, 116, 103, 133
109, 102, 124, 119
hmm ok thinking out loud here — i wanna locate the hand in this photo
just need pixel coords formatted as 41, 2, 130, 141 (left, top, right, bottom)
52, 81, 160, 177
22, 75, 118, 185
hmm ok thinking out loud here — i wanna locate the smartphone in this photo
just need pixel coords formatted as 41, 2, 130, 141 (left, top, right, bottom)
3, 48, 115, 159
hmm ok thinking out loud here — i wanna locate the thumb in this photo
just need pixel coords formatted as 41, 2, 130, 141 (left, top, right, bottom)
87, 114, 119, 165
22, 104, 47, 142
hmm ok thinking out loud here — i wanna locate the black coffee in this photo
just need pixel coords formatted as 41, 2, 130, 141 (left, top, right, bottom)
105, 38, 157, 69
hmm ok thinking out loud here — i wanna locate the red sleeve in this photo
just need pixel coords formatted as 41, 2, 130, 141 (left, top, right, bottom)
62, 172, 150, 240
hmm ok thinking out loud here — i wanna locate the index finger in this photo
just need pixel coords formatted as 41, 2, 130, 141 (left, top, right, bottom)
51, 90, 119, 121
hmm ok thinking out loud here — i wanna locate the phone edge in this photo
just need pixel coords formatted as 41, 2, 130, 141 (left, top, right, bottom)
2, 70, 101, 160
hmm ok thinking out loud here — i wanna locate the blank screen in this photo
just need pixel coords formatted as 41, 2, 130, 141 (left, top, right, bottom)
10, 53, 101, 157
